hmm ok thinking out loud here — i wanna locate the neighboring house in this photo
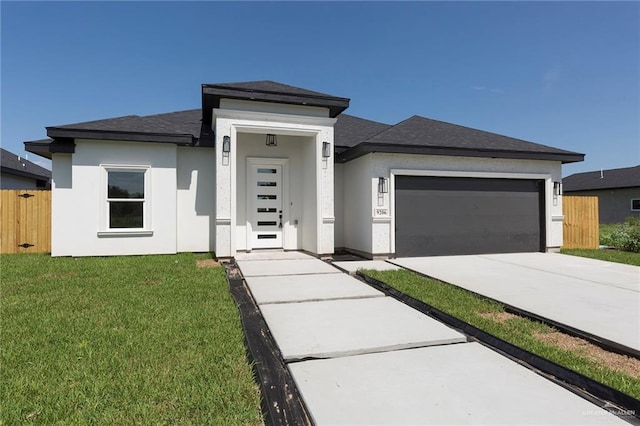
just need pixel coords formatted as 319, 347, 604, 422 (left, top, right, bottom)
25, 81, 583, 258
1, 148, 51, 189
563, 165, 640, 224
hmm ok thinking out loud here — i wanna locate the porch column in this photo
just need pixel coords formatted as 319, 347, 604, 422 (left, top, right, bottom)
214, 117, 234, 257
318, 128, 335, 256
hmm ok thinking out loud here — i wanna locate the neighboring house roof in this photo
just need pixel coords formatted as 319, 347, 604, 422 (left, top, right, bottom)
563, 165, 640, 191
24, 80, 584, 164
1, 148, 51, 182
335, 115, 584, 164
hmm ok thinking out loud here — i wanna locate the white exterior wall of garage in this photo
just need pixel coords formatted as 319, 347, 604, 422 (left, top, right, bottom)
340, 152, 563, 258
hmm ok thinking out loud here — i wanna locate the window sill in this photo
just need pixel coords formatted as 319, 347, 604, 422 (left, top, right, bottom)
97, 230, 154, 238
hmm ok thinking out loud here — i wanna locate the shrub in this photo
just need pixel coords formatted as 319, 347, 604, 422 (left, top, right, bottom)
604, 217, 640, 253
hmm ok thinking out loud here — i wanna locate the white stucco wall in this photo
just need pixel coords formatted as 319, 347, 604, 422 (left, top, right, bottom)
51, 153, 73, 256
334, 163, 344, 248
0, 173, 44, 190
176, 146, 215, 253
302, 136, 318, 253
220, 99, 329, 118
51, 140, 178, 256
341, 152, 564, 257
342, 154, 374, 255
213, 107, 336, 257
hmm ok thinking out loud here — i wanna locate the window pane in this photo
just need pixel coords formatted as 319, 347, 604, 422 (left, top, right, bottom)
110, 202, 143, 228
257, 168, 277, 174
257, 181, 277, 187
632, 199, 640, 210
108, 171, 144, 199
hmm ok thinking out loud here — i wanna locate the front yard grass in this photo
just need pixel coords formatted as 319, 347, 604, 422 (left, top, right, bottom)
561, 248, 640, 266
363, 269, 640, 400
1, 253, 262, 424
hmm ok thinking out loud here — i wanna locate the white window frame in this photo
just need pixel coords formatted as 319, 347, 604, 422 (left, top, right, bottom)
98, 165, 153, 237
631, 199, 640, 212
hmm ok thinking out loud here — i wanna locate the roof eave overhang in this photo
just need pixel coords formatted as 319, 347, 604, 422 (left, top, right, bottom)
24, 139, 75, 160
201, 84, 350, 122
46, 128, 197, 145
336, 143, 585, 164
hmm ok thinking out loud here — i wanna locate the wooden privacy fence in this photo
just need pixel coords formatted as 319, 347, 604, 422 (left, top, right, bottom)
562, 195, 599, 249
0, 190, 51, 254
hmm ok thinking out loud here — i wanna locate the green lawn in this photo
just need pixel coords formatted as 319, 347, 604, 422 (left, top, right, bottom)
561, 248, 640, 266
363, 269, 640, 400
1, 253, 262, 424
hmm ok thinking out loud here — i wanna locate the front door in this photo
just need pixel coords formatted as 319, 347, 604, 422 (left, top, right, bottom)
250, 164, 283, 249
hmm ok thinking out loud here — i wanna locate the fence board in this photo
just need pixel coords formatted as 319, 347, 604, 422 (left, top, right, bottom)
562, 196, 599, 249
0, 190, 51, 254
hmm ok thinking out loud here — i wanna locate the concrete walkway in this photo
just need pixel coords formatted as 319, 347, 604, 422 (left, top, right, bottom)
236, 252, 627, 425
390, 252, 640, 353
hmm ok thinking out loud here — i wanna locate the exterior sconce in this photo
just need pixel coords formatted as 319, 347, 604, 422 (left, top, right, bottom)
265, 134, 277, 147
222, 136, 231, 154
554, 181, 562, 196
378, 177, 389, 194
322, 142, 331, 158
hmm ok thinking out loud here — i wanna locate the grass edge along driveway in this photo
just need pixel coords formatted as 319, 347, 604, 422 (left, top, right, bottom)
1, 253, 263, 425
363, 268, 640, 401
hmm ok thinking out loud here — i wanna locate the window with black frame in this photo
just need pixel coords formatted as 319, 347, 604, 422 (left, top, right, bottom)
107, 170, 145, 228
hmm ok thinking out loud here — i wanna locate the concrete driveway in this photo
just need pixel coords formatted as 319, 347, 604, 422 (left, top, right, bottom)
390, 252, 640, 353
236, 251, 627, 425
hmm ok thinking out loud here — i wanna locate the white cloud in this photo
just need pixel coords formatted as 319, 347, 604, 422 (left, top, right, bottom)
472, 85, 504, 94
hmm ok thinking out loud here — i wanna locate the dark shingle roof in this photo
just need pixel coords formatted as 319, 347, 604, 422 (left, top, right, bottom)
563, 165, 640, 191
51, 109, 201, 139
202, 80, 350, 119
336, 115, 584, 164
1, 148, 51, 181
211, 80, 337, 99
24, 80, 583, 165
334, 114, 390, 148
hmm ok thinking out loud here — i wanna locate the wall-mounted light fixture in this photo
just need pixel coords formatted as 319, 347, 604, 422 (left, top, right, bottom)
378, 177, 389, 194
554, 181, 562, 196
265, 134, 277, 147
322, 141, 331, 158
222, 136, 231, 154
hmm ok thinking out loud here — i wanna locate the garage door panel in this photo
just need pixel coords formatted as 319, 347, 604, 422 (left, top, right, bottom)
395, 176, 544, 257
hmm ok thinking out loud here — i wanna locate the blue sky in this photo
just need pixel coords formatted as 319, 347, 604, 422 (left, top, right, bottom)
2, 1, 638, 176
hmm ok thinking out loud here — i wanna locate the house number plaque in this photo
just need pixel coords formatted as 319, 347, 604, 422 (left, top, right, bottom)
374, 208, 388, 216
